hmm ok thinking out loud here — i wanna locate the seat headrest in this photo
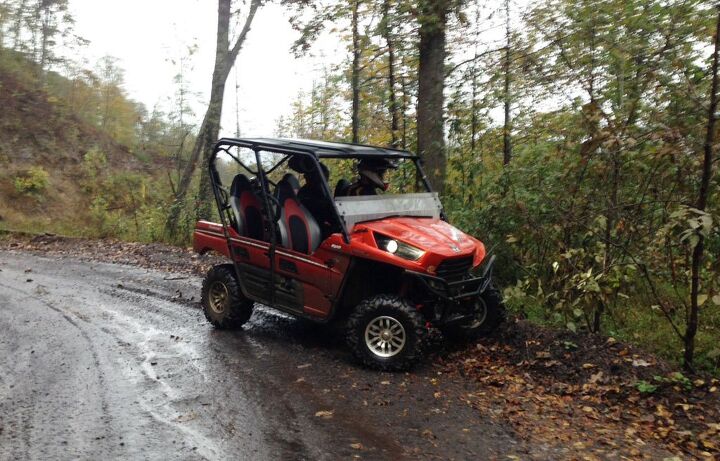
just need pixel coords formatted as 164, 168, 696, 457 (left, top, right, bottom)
231, 174, 252, 196
277, 175, 300, 204
280, 173, 300, 194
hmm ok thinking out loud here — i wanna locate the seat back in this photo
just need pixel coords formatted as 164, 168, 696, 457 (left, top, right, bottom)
230, 174, 264, 240
276, 175, 321, 254
275, 173, 300, 199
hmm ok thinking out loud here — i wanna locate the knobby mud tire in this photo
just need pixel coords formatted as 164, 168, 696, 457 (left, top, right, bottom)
201, 264, 253, 329
345, 295, 428, 371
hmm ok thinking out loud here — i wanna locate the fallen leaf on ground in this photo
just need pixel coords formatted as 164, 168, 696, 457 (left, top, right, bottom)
176, 412, 197, 422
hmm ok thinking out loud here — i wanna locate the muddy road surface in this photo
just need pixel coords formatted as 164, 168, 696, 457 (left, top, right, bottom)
0, 251, 532, 460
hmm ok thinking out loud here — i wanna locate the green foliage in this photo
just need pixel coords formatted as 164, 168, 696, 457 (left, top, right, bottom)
665, 372, 693, 391
80, 148, 107, 192
635, 380, 657, 394
274, 0, 719, 373
635, 380, 658, 394
13, 166, 49, 195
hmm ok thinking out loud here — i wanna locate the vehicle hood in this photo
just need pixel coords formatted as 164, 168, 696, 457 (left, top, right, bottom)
358, 217, 484, 260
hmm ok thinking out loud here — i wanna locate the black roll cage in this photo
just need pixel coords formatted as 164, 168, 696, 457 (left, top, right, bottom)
208, 138, 437, 242
207, 137, 437, 309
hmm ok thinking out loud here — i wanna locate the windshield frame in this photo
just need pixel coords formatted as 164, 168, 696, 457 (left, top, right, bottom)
335, 192, 442, 230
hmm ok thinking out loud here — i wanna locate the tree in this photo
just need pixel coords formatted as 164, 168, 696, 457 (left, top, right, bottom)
686, 5, 719, 370
36, 0, 71, 72
351, 0, 361, 143
165, 0, 262, 238
416, 0, 450, 194
502, 0, 512, 165
381, 0, 400, 148
275, 69, 344, 140
8, 0, 74, 71
0, 1, 10, 47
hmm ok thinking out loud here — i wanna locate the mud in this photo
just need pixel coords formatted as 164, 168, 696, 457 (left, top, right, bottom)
0, 251, 534, 460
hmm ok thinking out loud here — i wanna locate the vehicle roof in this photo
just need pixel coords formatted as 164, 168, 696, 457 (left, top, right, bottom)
216, 137, 418, 159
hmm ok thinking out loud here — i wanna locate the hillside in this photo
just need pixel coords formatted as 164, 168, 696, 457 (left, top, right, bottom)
0, 51, 180, 240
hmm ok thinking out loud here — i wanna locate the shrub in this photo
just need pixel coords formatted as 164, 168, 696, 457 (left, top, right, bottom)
79, 148, 108, 194
13, 166, 50, 195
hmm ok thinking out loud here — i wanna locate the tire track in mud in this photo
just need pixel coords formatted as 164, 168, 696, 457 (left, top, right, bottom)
0, 261, 243, 460
1, 251, 526, 460
0, 282, 114, 459
106, 284, 406, 460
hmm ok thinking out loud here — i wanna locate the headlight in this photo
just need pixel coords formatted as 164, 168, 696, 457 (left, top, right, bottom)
374, 233, 425, 261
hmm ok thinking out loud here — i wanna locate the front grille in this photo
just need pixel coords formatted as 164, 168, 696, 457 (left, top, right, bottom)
435, 256, 473, 281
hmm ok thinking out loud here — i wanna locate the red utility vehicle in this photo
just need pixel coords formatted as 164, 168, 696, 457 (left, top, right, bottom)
194, 138, 505, 370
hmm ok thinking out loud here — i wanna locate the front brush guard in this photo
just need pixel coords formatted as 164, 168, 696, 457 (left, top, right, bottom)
405, 255, 496, 326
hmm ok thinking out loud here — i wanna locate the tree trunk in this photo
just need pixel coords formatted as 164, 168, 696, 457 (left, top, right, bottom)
11, 0, 27, 51
40, 5, 49, 72
195, 73, 228, 221
685, 6, 720, 370
164, 0, 260, 239
382, 0, 399, 148
502, 0, 512, 165
400, 70, 408, 150
416, 0, 449, 194
351, 0, 361, 143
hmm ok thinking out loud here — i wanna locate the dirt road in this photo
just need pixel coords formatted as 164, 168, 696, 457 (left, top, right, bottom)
0, 251, 531, 460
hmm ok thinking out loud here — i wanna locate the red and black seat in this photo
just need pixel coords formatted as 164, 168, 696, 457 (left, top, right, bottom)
276, 175, 321, 254
275, 173, 300, 199
230, 174, 264, 240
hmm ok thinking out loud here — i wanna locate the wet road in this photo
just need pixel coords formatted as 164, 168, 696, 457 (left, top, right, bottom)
0, 251, 527, 460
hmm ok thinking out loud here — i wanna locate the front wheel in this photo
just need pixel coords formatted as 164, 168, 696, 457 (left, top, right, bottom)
442, 283, 506, 341
345, 295, 427, 371
201, 265, 254, 329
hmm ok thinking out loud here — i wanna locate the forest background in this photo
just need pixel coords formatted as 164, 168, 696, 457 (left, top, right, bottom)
0, 0, 718, 374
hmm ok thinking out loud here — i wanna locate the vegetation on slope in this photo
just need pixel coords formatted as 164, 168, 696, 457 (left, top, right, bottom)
0, 49, 196, 241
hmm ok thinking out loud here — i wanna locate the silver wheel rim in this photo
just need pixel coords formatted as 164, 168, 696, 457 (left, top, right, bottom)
208, 281, 229, 314
463, 297, 488, 329
365, 316, 406, 358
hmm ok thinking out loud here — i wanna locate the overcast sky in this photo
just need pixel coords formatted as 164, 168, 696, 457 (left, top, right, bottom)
69, 0, 343, 137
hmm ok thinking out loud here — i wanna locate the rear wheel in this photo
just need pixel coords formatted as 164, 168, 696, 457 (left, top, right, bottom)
345, 295, 427, 371
442, 283, 506, 341
201, 265, 253, 329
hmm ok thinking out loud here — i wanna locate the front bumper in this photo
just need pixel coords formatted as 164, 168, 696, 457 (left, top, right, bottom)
405, 255, 496, 326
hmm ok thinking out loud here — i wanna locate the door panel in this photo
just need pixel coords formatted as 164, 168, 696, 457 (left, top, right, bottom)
271, 237, 352, 318
230, 237, 306, 314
